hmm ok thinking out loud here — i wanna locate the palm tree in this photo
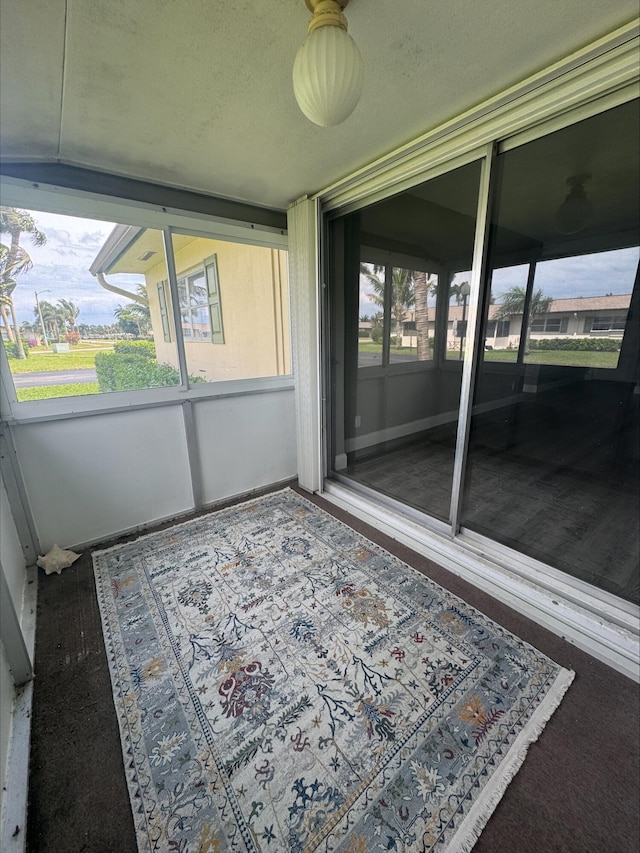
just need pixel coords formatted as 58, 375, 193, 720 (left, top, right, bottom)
36, 300, 64, 342
414, 271, 438, 360
0, 245, 17, 344
131, 285, 151, 334
495, 285, 553, 353
114, 292, 151, 338
0, 207, 47, 358
449, 281, 468, 306
361, 264, 415, 347
1, 241, 38, 348
57, 298, 80, 334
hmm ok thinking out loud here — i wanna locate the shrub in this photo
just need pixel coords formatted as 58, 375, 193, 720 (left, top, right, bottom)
65, 330, 81, 345
95, 349, 179, 392
528, 337, 621, 352
113, 340, 157, 358
95, 343, 204, 391
370, 325, 383, 343
4, 340, 29, 359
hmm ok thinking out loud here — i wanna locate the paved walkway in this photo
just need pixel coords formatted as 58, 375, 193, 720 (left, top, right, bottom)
11, 368, 97, 387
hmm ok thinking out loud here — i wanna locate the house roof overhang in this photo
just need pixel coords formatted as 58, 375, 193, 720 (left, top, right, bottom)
90, 225, 158, 276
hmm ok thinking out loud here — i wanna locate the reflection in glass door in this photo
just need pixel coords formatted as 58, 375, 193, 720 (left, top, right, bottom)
462, 100, 639, 604
328, 98, 639, 607
329, 160, 482, 522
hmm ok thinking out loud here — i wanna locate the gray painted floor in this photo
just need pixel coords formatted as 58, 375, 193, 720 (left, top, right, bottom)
348, 439, 639, 604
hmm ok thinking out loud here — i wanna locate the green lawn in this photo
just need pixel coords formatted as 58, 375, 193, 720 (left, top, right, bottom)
7, 346, 111, 373
358, 342, 421, 355
16, 382, 101, 402
360, 341, 619, 369
484, 350, 619, 368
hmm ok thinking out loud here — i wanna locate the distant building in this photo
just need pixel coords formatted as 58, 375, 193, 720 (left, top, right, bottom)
391, 293, 631, 350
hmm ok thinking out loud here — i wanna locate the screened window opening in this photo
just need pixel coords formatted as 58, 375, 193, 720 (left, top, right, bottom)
0, 209, 180, 402
0, 206, 290, 407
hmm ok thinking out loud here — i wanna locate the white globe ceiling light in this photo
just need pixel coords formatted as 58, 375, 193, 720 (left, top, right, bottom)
554, 173, 594, 235
293, 0, 364, 127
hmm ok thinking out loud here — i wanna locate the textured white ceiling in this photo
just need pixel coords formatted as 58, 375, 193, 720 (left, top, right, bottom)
0, 0, 637, 211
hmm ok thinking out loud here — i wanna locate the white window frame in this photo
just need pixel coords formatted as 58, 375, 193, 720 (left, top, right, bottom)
0, 177, 289, 424
585, 314, 628, 333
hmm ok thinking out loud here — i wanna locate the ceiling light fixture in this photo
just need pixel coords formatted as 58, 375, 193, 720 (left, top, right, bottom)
293, 0, 364, 127
554, 173, 594, 235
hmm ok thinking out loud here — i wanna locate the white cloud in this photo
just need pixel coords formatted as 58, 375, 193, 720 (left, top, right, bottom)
7, 210, 143, 326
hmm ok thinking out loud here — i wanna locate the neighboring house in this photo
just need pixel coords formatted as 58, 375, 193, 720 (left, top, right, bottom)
90, 226, 290, 382
396, 294, 631, 349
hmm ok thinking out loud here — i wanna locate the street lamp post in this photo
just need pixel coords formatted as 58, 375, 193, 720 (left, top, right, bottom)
35, 290, 50, 349
458, 281, 471, 360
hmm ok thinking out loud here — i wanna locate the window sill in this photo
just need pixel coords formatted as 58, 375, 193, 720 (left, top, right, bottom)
1, 374, 295, 425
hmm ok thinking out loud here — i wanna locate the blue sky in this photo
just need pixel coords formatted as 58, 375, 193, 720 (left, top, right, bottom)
358, 248, 638, 317
8, 210, 144, 327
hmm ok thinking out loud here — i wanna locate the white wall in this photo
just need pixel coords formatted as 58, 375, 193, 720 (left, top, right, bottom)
0, 643, 13, 826
195, 390, 296, 505
12, 406, 193, 551
0, 475, 31, 842
9, 387, 297, 551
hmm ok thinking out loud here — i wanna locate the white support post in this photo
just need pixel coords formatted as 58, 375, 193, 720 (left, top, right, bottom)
287, 196, 323, 493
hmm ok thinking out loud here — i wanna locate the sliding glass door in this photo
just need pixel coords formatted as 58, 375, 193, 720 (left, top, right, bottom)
328, 98, 639, 606
328, 160, 482, 523
462, 100, 639, 603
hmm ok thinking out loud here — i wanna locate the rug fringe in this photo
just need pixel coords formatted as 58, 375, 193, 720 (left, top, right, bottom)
446, 666, 575, 853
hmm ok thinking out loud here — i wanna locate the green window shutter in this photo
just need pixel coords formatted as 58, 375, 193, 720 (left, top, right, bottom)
204, 254, 224, 344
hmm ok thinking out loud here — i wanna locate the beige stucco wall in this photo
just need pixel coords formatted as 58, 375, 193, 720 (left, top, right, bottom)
145, 236, 290, 382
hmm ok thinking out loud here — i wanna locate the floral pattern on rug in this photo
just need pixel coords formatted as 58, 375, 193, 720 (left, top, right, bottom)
93, 489, 573, 852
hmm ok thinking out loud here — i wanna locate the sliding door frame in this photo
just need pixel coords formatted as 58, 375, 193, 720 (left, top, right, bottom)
449, 143, 495, 533
289, 21, 640, 679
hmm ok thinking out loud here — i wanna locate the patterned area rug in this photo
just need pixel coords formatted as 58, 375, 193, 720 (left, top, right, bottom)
93, 488, 574, 852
